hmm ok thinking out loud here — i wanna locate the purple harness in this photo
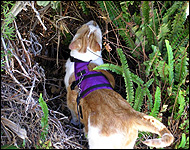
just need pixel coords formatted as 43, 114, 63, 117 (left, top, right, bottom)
70, 56, 113, 101
70, 56, 112, 133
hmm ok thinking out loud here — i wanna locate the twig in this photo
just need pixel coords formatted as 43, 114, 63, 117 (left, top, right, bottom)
9, 1, 29, 17
31, 4, 51, 31
28, 1, 47, 31
12, 69, 31, 80
8, 40, 31, 78
14, 20, 32, 67
25, 74, 37, 112
1, 36, 28, 93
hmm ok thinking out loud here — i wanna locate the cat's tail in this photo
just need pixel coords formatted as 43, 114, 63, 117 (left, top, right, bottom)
134, 113, 174, 148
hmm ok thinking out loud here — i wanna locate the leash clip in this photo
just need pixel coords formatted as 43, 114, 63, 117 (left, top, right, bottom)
77, 73, 84, 101
76, 73, 84, 144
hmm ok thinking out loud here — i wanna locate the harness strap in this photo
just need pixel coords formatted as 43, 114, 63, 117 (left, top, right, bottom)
79, 83, 112, 99
70, 56, 85, 62
71, 73, 109, 90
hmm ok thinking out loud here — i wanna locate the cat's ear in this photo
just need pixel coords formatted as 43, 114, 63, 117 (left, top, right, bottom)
89, 32, 101, 52
69, 39, 82, 50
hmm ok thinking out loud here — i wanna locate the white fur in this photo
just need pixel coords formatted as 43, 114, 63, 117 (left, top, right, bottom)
64, 58, 74, 89
87, 117, 136, 149
70, 48, 102, 62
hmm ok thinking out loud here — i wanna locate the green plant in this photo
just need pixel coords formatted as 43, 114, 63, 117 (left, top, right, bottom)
36, 93, 52, 149
165, 40, 174, 87
1, 1, 16, 40
78, 1, 89, 15
36, 1, 60, 10
117, 48, 134, 105
149, 86, 161, 118
1, 1, 15, 71
97, 1, 140, 58
38, 93, 49, 141
176, 133, 189, 149
1, 145, 19, 149
97, 1, 189, 148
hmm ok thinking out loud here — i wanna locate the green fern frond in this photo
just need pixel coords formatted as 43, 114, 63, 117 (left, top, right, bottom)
78, 1, 89, 15
142, 1, 153, 51
97, 1, 139, 57
133, 86, 145, 111
144, 78, 154, 88
93, 63, 122, 75
145, 88, 153, 110
175, 90, 186, 120
174, 28, 189, 49
175, 47, 188, 84
170, 12, 186, 49
162, 1, 183, 24
157, 60, 169, 82
165, 40, 174, 87
131, 72, 144, 86
143, 78, 154, 111
144, 45, 160, 77
97, 1, 120, 24
158, 23, 170, 42
93, 62, 144, 86
150, 86, 161, 118
117, 48, 134, 105
142, 1, 150, 25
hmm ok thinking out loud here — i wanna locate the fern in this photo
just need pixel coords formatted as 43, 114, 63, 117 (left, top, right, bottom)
145, 88, 153, 110
142, 1, 150, 25
94, 48, 135, 105
176, 90, 186, 119
158, 23, 170, 51
139, 78, 154, 111
177, 133, 189, 149
93, 63, 122, 75
130, 73, 144, 86
157, 60, 169, 82
175, 47, 188, 85
150, 86, 161, 118
142, 1, 153, 51
133, 86, 145, 111
144, 78, 154, 88
170, 13, 186, 49
120, 1, 133, 22
93, 63, 144, 87
97, 1, 139, 57
97, 1, 120, 23
157, 23, 170, 40
78, 1, 89, 15
162, 1, 183, 24
117, 48, 134, 105
144, 45, 160, 77
165, 39, 174, 87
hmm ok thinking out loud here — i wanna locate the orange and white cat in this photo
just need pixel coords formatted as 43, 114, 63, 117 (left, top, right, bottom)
64, 20, 174, 149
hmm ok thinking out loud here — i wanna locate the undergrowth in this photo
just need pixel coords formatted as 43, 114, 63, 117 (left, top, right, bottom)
95, 1, 189, 149
1, 1, 15, 71
1, 1, 189, 149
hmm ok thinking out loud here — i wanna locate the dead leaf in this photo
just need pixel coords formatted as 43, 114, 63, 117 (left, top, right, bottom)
1, 117, 27, 140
